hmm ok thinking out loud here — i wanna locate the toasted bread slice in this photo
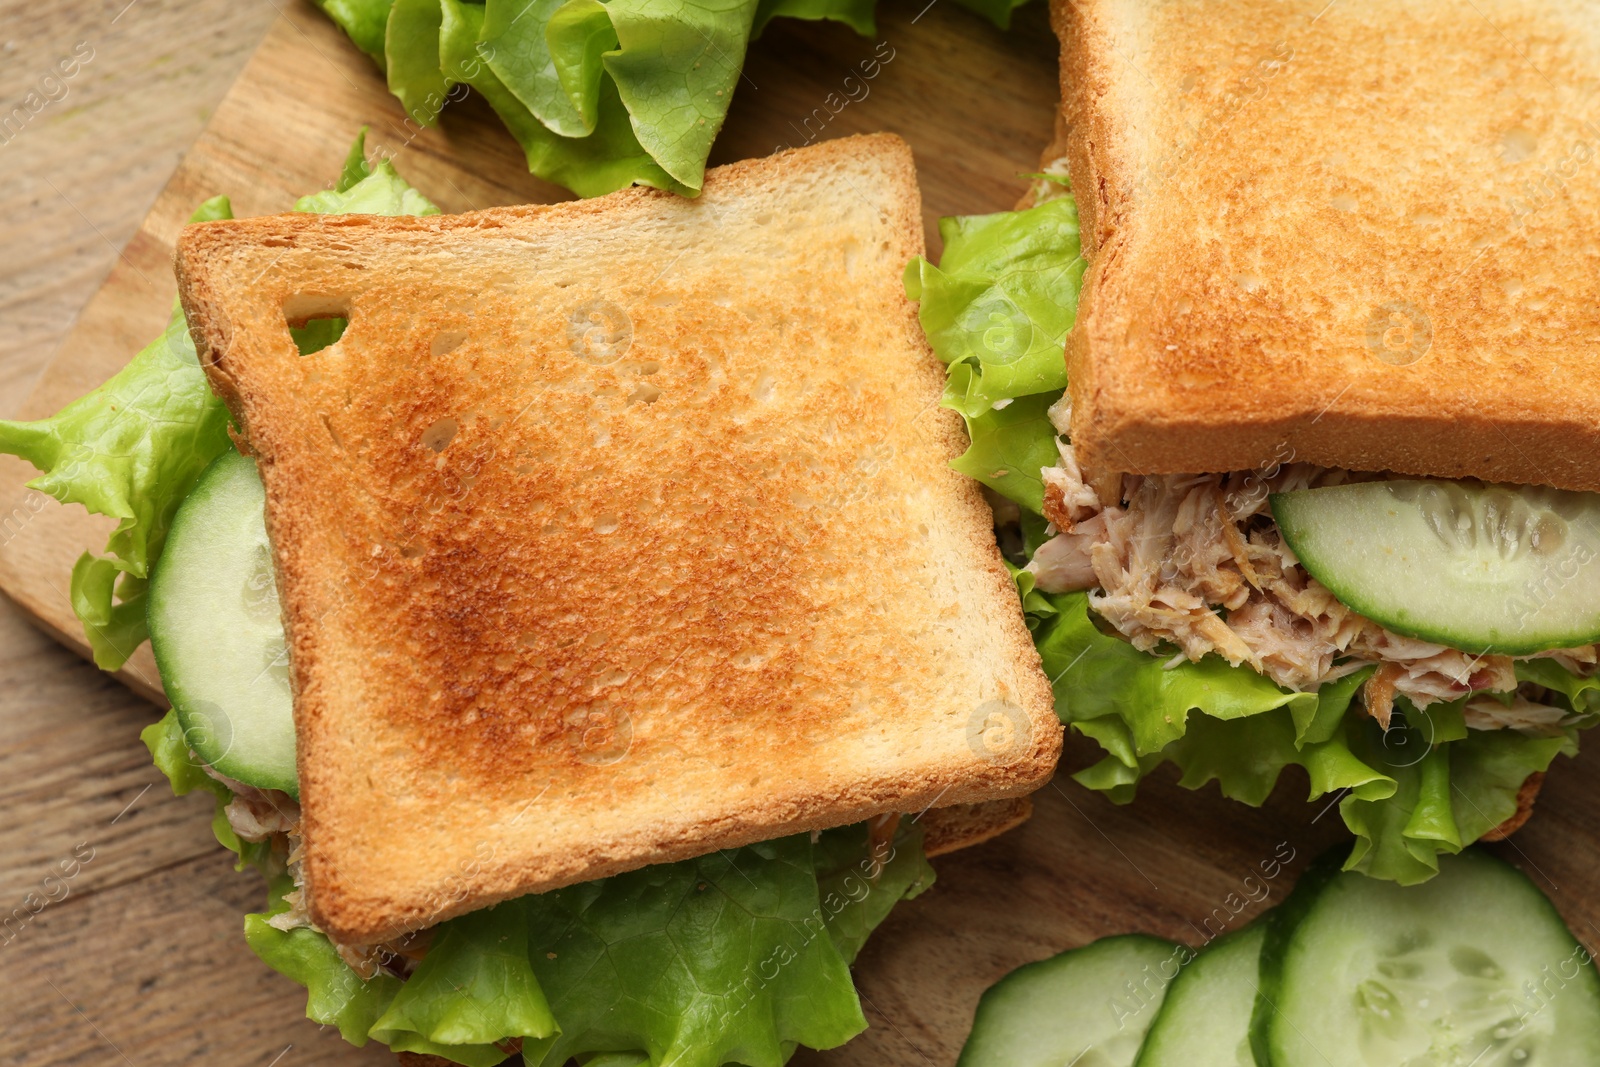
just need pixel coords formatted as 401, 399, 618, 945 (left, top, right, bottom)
1053, 0, 1600, 489
920, 797, 1033, 857
175, 134, 1060, 945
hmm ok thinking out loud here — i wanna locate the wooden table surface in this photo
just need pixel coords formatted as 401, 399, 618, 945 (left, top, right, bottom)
6, 4, 1600, 1067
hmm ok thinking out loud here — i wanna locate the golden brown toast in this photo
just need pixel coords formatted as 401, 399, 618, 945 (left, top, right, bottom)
1053, 0, 1600, 489
174, 134, 1060, 945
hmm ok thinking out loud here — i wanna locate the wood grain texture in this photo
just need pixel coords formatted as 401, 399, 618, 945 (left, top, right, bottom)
4, 2, 1598, 1067
0, 0, 279, 413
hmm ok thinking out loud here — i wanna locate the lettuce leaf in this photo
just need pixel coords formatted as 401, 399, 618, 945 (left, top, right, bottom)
904, 199, 1083, 417
387, 0, 451, 124
479, 0, 604, 138
949, 389, 1061, 516
323, 0, 1031, 198
751, 0, 876, 35
312, 0, 395, 66
372, 900, 559, 1065
1031, 586, 1573, 883
1338, 715, 1568, 884
246, 878, 406, 1045
1036, 591, 1321, 756
811, 821, 935, 961
528, 833, 865, 1066
442, 0, 686, 198
0, 131, 436, 669
600, 0, 756, 190
294, 128, 441, 214
0, 196, 235, 668
1516, 657, 1600, 715
902, 199, 1083, 516
479, 0, 755, 191
140, 709, 273, 870
236, 825, 930, 1067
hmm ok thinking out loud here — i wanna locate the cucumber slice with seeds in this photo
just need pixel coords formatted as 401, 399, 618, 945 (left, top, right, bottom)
1272, 480, 1600, 654
957, 935, 1187, 1067
1253, 849, 1600, 1067
148, 449, 297, 796
1135, 923, 1264, 1067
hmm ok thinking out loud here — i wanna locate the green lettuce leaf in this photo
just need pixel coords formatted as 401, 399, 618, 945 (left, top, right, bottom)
0, 196, 235, 668
1003, 558, 1057, 630
1517, 657, 1600, 715
140, 709, 273, 869
810, 820, 935, 962
480, 0, 606, 138
246, 885, 543, 1067
387, 0, 451, 125
69, 557, 151, 671
1036, 591, 1320, 756
904, 199, 1083, 417
294, 130, 441, 214
322, 0, 1029, 198
546, 0, 620, 131
373, 900, 559, 1065
334, 127, 376, 192
1035, 588, 1568, 883
948, 389, 1061, 514
312, 0, 395, 66
526, 832, 870, 1066
600, 0, 757, 190
240, 825, 929, 1067
441, 0, 687, 198
903, 200, 1084, 517
751, 0, 876, 35
246, 877, 406, 1045
1338, 715, 1568, 884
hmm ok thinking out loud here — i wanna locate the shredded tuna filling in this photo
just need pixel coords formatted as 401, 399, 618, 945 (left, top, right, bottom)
1028, 397, 1596, 727
202, 765, 419, 978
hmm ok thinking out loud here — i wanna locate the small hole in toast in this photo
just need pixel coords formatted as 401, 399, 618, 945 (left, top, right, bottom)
431, 330, 467, 357
283, 293, 352, 356
320, 413, 344, 450
420, 417, 459, 452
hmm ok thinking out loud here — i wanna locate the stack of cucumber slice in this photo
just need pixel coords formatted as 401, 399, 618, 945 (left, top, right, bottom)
957, 850, 1600, 1066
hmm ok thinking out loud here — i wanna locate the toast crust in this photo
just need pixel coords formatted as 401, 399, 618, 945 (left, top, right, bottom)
175, 135, 1060, 945
919, 797, 1033, 857
1053, 0, 1600, 489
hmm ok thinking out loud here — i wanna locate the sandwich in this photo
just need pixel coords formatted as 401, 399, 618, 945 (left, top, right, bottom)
904, 0, 1600, 885
0, 131, 1060, 1065
314, 0, 1030, 199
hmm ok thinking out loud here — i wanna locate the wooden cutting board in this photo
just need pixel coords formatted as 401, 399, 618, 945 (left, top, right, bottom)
4, 3, 1600, 1066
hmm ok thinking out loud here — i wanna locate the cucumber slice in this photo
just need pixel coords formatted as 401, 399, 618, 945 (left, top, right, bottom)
1272, 480, 1600, 654
1253, 849, 1600, 1067
957, 934, 1188, 1067
148, 449, 297, 796
1135, 923, 1264, 1067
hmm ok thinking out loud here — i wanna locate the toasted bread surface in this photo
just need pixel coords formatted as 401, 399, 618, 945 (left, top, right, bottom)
1054, 0, 1600, 488
175, 134, 1059, 944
